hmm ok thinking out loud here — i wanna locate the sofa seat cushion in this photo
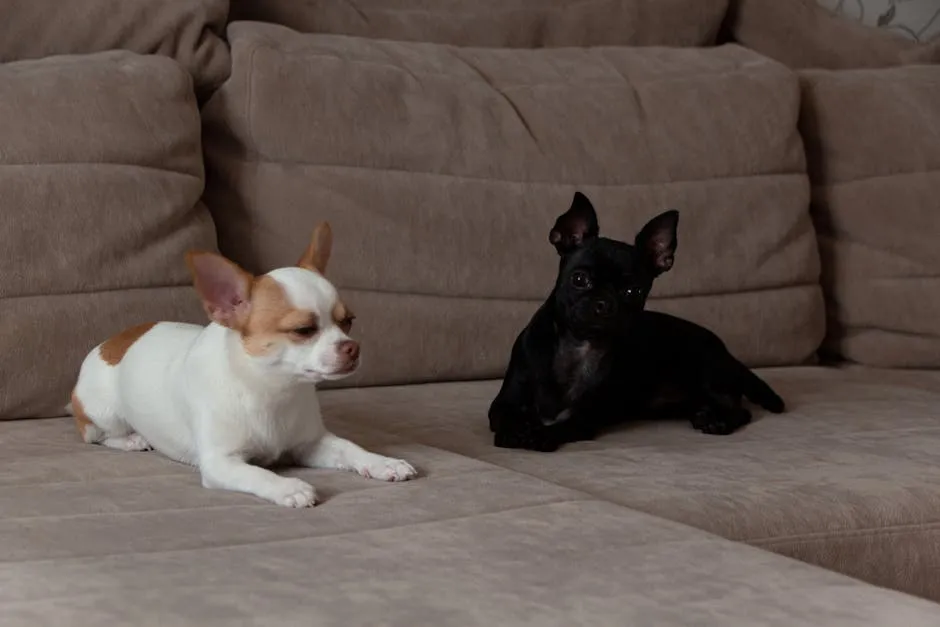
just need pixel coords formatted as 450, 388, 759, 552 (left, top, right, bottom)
0, 0, 229, 100
4, 412, 940, 624
0, 52, 217, 419
228, 0, 730, 47
203, 23, 824, 388
799, 65, 940, 367
319, 367, 940, 602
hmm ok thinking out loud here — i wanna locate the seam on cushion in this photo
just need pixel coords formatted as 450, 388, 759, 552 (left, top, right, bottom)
0, 161, 203, 183
869, 275, 940, 283
337, 280, 822, 304
8, 417, 604, 516
0, 468, 512, 521
0, 446, 504, 490
836, 324, 940, 340
0, 283, 193, 302
749, 520, 940, 547
453, 51, 544, 152
826, 275, 940, 284
390, 425, 940, 553
215, 156, 808, 191
815, 232, 927, 270
0, 578, 888, 614
0, 281, 820, 305
321, 1, 645, 19
585, 424, 940, 452
361, 428, 773, 541
811, 169, 940, 188
244, 40, 786, 87
0, 498, 606, 566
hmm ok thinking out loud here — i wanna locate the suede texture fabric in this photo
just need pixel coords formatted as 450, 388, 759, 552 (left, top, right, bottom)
2, 368, 940, 623
202, 24, 825, 389
228, 0, 730, 47
799, 65, 940, 367
0, 52, 217, 419
0, 0, 230, 101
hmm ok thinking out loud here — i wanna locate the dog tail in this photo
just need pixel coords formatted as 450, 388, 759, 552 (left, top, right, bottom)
731, 360, 785, 413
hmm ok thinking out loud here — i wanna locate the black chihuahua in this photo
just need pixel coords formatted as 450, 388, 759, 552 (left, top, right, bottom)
488, 192, 784, 452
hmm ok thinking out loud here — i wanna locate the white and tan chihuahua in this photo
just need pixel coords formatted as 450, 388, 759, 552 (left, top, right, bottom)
69, 223, 416, 507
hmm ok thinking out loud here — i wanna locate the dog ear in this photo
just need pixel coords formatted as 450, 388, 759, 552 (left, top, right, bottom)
634, 210, 679, 276
185, 251, 254, 329
298, 222, 333, 274
549, 192, 600, 255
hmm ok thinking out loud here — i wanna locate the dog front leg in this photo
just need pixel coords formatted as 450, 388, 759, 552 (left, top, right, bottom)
200, 454, 317, 508
299, 432, 418, 482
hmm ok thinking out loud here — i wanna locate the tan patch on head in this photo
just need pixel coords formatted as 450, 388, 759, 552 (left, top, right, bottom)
332, 301, 355, 333
99, 322, 157, 366
242, 276, 320, 355
70, 391, 94, 442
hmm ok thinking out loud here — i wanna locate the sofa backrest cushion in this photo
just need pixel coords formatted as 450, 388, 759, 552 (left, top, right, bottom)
799, 65, 940, 367
201, 23, 825, 387
0, 52, 217, 419
229, 0, 730, 47
0, 0, 230, 100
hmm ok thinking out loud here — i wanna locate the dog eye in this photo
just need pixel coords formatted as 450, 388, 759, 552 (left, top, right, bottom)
292, 325, 318, 338
339, 315, 355, 333
571, 271, 592, 290
623, 287, 645, 297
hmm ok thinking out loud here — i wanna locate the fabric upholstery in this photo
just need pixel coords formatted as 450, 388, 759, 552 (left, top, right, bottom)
0, 52, 217, 419
202, 23, 824, 388
0, 0, 230, 100
799, 65, 940, 367
339, 367, 940, 602
3, 368, 940, 623
726, 0, 940, 69
228, 0, 730, 47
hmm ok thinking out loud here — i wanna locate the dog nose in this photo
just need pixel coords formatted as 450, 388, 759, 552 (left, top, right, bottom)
594, 300, 611, 316
338, 340, 359, 361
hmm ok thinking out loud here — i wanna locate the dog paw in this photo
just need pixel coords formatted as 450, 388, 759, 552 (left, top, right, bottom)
103, 433, 153, 452
125, 434, 153, 451
690, 407, 752, 436
358, 457, 418, 482
494, 430, 524, 449
270, 478, 317, 508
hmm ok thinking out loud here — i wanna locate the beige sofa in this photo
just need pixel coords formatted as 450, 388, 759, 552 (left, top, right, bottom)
1, 1, 939, 624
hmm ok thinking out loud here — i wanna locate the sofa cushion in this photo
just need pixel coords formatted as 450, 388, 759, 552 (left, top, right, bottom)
0, 0, 230, 100
322, 367, 940, 602
726, 0, 940, 69
799, 65, 940, 367
229, 0, 730, 47
0, 52, 217, 419
202, 23, 824, 387
5, 412, 940, 623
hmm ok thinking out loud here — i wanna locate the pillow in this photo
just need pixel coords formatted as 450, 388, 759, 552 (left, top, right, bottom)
0, 52, 217, 419
817, 0, 940, 43
229, 0, 729, 47
799, 66, 940, 367
727, 0, 940, 69
0, 0, 230, 100
202, 23, 824, 387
